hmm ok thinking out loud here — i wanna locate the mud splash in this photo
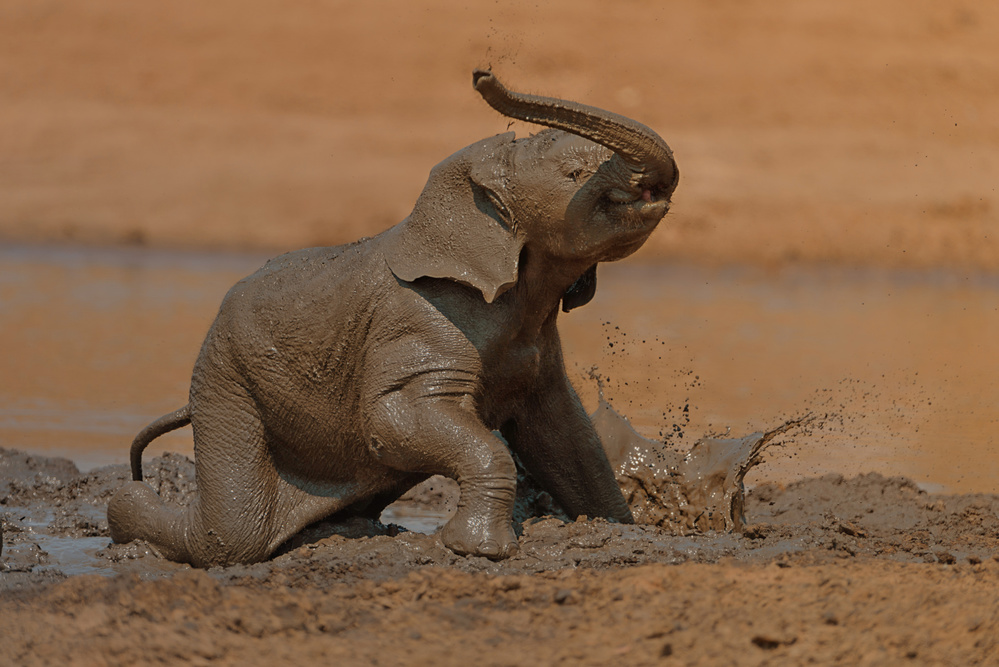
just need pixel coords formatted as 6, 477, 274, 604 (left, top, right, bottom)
377, 393, 817, 539
591, 391, 814, 532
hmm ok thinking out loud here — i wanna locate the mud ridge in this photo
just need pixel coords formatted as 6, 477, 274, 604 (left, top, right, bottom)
3, 446, 998, 582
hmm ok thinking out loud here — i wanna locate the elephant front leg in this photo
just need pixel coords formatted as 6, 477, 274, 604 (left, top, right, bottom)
369, 388, 519, 559
509, 370, 633, 524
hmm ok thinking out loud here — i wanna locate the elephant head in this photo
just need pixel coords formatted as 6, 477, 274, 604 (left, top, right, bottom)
384, 69, 678, 311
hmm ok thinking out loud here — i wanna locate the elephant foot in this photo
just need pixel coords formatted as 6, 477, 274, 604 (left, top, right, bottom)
439, 487, 519, 560
108, 481, 190, 563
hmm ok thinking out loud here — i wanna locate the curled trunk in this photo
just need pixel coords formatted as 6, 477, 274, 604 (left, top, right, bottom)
473, 69, 678, 191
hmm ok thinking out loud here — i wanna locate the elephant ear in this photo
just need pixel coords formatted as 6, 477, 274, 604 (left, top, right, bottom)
382, 133, 522, 303
561, 264, 598, 312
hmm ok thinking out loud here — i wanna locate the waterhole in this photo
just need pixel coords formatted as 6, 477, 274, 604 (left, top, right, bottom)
1, 244, 996, 494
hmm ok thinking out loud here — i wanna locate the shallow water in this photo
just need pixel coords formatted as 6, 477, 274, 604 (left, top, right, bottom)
1, 243, 996, 493
379, 505, 448, 535
2, 504, 183, 577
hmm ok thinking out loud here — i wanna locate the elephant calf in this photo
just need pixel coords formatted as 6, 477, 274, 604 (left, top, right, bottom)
108, 69, 679, 567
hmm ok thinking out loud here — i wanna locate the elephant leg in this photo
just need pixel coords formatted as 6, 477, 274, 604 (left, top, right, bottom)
109, 395, 275, 566
508, 377, 633, 524
370, 390, 519, 559
184, 394, 380, 566
111, 387, 348, 567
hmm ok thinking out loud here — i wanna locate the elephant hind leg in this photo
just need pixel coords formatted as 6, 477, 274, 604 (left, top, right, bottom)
110, 399, 381, 566
108, 472, 281, 568
110, 389, 297, 567
178, 398, 288, 567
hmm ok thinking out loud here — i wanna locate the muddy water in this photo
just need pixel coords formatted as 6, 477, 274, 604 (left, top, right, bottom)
1, 244, 997, 494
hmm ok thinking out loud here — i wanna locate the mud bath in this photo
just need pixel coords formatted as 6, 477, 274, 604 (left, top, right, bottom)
4, 445, 999, 664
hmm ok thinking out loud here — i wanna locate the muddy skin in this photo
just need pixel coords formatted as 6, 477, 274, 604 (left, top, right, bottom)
105, 70, 679, 567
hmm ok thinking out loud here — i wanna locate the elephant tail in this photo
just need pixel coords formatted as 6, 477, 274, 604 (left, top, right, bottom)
130, 405, 191, 481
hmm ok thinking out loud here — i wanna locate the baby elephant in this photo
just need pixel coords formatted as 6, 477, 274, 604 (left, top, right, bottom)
108, 69, 679, 567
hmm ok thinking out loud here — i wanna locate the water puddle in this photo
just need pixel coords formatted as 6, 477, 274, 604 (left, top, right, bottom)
379, 505, 449, 535
1, 243, 997, 494
1, 505, 180, 577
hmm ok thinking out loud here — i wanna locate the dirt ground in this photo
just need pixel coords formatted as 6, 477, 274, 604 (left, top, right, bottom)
2, 1, 999, 665
3, 448, 999, 665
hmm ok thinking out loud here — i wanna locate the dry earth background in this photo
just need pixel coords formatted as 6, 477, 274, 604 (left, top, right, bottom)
2, 0, 998, 267
2, 1, 999, 665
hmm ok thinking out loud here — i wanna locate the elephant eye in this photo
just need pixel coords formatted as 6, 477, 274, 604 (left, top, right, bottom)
566, 169, 583, 183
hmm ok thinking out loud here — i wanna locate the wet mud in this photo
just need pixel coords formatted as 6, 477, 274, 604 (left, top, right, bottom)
3, 445, 999, 664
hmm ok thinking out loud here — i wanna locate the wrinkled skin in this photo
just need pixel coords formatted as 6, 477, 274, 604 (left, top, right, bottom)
107, 70, 679, 567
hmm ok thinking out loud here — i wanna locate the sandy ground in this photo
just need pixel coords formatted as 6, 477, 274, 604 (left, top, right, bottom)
2, 1, 999, 665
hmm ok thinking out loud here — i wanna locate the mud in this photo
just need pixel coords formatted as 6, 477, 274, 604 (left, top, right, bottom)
3, 446, 999, 664
596, 393, 816, 533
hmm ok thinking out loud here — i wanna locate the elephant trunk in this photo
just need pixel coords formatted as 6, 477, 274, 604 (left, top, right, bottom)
472, 69, 678, 193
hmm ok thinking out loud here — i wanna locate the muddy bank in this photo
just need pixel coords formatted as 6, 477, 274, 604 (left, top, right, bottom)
3, 447, 999, 663
5, 559, 999, 666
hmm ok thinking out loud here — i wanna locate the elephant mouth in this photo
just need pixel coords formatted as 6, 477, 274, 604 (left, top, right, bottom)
607, 186, 671, 224
634, 189, 670, 220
